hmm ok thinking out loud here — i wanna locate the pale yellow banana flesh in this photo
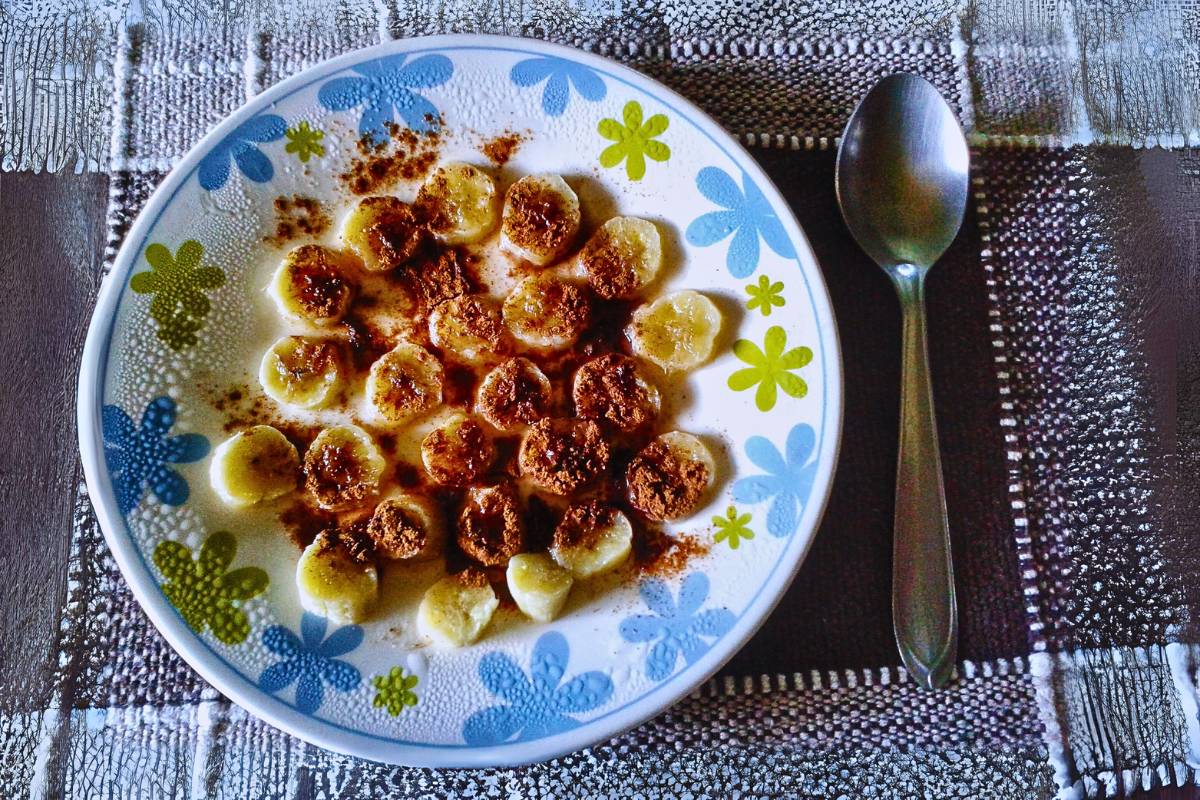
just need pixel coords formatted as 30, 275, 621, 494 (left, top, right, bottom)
506, 552, 574, 623
427, 294, 505, 366
302, 425, 387, 511
341, 195, 424, 272
365, 341, 444, 425
580, 216, 663, 299
502, 274, 589, 350
628, 290, 723, 372
259, 335, 343, 409
417, 162, 499, 245
209, 425, 299, 507
295, 530, 379, 624
551, 509, 634, 579
268, 245, 354, 326
417, 573, 499, 647
500, 173, 580, 265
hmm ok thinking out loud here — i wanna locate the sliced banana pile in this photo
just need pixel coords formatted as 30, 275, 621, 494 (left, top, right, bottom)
417, 162, 499, 245
629, 290, 723, 372
217, 161, 736, 648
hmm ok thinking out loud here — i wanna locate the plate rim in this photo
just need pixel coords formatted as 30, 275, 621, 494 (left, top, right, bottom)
77, 32, 844, 768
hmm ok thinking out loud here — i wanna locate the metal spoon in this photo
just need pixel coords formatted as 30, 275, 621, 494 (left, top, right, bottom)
835, 73, 968, 689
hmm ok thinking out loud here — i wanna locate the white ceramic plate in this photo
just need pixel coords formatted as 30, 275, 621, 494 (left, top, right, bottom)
78, 34, 841, 767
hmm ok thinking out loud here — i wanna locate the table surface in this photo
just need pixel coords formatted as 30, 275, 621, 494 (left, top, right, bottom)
2, 146, 1196, 796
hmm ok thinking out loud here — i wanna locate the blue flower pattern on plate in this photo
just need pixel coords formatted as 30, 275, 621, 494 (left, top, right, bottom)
461, 631, 613, 745
685, 166, 796, 278
509, 56, 606, 116
619, 572, 735, 682
318, 54, 453, 144
732, 423, 818, 538
197, 114, 287, 191
102, 397, 209, 515
258, 612, 362, 715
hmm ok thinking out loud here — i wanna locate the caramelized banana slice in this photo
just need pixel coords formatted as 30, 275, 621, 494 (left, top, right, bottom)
428, 294, 505, 365
296, 528, 378, 624
572, 354, 661, 431
421, 413, 495, 487
303, 425, 386, 511
341, 196, 424, 272
628, 290, 722, 372
502, 274, 590, 350
417, 569, 498, 647
269, 245, 355, 326
259, 335, 344, 409
365, 341, 444, 425
367, 493, 444, 561
417, 162, 499, 245
579, 216, 663, 299
500, 173, 580, 265
625, 431, 716, 521
209, 425, 299, 507
550, 501, 634, 578
518, 418, 610, 495
457, 483, 524, 566
474, 357, 553, 431
507, 552, 574, 622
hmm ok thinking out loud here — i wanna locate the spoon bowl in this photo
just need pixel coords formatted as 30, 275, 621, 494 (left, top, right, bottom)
836, 73, 969, 274
835, 73, 969, 689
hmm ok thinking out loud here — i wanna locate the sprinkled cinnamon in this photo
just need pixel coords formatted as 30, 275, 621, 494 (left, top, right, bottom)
267, 195, 330, 246
481, 131, 525, 166
625, 439, 710, 520
518, 418, 610, 495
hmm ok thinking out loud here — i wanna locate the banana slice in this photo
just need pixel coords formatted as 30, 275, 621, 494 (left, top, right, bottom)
502, 274, 590, 350
518, 418, 610, 495
475, 357, 553, 431
269, 245, 355, 326
367, 493, 444, 561
341, 196, 425, 272
625, 431, 716, 521
209, 425, 299, 507
428, 294, 506, 365
500, 173, 580, 265
579, 216, 663, 299
365, 341, 444, 425
421, 413, 495, 487
417, 569, 499, 647
296, 528, 378, 624
303, 425, 387, 511
572, 354, 661, 431
550, 501, 634, 578
628, 290, 723, 372
506, 552, 574, 622
259, 335, 344, 409
416, 162, 499, 245
457, 483, 525, 566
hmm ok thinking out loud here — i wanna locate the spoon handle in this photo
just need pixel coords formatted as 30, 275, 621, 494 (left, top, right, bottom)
891, 270, 957, 689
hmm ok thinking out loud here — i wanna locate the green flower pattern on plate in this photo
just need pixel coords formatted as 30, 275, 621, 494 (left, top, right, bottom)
129, 240, 225, 351
713, 506, 755, 550
729, 326, 813, 412
153, 530, 268, 645
745, 275, 785, 317
373, 667, 419, 716
285, 121, 326, 162
598, 101, 670, 181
